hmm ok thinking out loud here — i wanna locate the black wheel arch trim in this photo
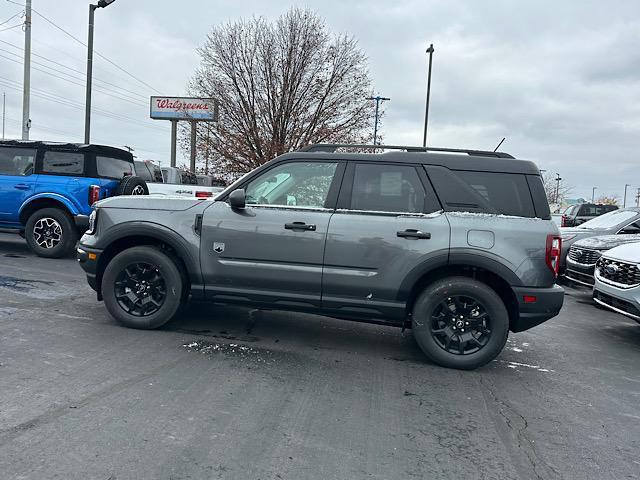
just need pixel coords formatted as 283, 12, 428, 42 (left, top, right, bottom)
95, 221, 201, 287
397, 248, 522, 302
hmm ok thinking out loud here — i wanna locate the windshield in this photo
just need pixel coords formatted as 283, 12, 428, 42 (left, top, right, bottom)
577, 209, 638, 229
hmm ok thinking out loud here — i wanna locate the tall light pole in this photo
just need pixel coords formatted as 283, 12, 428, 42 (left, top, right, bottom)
624, 184, 631, 208
592, 186, 597, 203
422, 43, 434, 148
2, 92, 5, 140
555, 173, 562, 204
85, 0, 116, 144
366, 95, 390, 145
22, 0, 31, 140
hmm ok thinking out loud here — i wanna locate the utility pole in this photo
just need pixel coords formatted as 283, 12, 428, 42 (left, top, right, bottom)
624, 184, 631, 208
22, 0, 31, 140
2, 92, 5, 140
85, 0, 116, 144
170, 120, 177, 167
555, 173, 562, 204
636, 188, 640, 207
366, 95, 390, 145
422, 43, 434, 148
189, 121, 197, 172
592, 186, 597, 203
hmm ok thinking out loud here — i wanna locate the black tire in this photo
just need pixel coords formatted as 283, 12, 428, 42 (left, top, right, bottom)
412, 277, 509, 370
25, 207, 77, 258
102, 246, 183, 329
116, 175, 148, 196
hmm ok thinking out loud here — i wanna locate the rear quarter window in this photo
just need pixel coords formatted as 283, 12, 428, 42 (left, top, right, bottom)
97, 156, 134, 180
426, 166, 537, 218
42, 151, 85, 175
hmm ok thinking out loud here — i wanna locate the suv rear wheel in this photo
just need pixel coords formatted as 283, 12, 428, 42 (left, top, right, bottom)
102, 246, 183, 329
412, 277, 509, 370
25, 207, 77, 258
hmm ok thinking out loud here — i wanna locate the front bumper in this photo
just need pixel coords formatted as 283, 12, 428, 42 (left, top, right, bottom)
511, 284, 565, 332
77, 244, 103, 298
564, 258, 596, 287
593, 280, 640, 323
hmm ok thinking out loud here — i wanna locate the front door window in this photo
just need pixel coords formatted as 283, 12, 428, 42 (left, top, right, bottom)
244, 161, 338, 208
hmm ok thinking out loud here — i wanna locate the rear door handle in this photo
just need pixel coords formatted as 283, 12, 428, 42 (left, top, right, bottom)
285, 222, 316, 231
397, 229, 431, 239
14, 184, 30, 190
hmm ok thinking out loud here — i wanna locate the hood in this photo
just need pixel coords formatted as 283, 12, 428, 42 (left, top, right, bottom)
573, 234, 640, 250
603, 242, 640, 262
96, 195, 209, 211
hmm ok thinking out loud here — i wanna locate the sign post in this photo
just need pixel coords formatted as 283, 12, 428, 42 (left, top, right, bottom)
150, 96, 218, 169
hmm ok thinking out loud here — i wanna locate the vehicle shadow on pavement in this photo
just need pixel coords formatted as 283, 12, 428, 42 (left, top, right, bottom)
162, 301, 429, 365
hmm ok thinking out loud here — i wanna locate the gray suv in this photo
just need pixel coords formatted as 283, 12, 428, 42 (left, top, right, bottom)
77, 144, 564, 370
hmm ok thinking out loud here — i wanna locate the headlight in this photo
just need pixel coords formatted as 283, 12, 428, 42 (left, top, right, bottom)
87, 209, 98, 235
561, 234, 576, 241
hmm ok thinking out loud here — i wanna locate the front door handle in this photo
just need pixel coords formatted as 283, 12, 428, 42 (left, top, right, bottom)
14, 184, 30, 190
285, 222, 316, 231
397, 229, 431, 239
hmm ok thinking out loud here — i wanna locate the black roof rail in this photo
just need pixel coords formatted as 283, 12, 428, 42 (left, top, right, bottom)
298, 143, 514, 159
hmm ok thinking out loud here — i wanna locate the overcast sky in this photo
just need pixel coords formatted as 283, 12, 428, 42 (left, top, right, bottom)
0, 0, 638, 201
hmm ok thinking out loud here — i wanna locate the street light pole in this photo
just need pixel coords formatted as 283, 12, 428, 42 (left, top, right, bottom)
422, 43, 434, 148
555, 173, 562, 204
22, 0, 31, 140
624, 184, 631, 208
592, 186, 597, 203
366, 95, 390, 145
84, 0, 116, 144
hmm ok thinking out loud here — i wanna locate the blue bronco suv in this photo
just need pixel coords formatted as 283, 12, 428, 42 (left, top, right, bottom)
0, 140, 147, 258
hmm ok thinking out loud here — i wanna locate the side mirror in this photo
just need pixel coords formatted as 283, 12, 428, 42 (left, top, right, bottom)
229, 189, 246, 210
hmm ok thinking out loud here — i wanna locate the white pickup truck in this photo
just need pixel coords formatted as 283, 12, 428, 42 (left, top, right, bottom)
134, 162, 223, 198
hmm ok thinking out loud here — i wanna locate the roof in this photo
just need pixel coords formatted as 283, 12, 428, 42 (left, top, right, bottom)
0, 140, 133, 160
277, 149, 540, 175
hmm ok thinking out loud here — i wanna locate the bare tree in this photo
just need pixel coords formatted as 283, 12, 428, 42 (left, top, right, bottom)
541, 173, 572, 206
181, 8, 375, 178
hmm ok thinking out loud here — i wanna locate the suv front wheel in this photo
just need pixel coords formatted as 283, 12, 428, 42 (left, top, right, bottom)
25, 208, 77, 258
102, 246, 183, 329
412, 277, 509, 370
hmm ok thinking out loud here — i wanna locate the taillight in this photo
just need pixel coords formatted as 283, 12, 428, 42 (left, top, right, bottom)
88, 185, 101, 205
195, 191, 213, 198
546, 234, 562, 276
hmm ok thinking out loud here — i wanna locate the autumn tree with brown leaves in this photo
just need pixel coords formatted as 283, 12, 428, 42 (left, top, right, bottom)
181, 8, 375, 179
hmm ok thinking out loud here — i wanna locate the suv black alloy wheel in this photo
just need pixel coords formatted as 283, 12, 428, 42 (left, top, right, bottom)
430, 295, 491, 355
114, 262, 167, 316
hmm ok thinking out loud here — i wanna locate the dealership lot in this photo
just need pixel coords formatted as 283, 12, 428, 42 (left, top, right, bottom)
0, 232, 638, 480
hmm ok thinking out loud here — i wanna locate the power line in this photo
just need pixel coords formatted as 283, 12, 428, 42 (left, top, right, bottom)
0, 9, 23, 25
0, 51, 148, 107
29, 7, 160, 94
0, 38, 148, 99
0, 22, 22, 32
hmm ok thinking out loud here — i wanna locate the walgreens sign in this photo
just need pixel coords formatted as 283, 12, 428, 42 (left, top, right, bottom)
150, 96, 218, 121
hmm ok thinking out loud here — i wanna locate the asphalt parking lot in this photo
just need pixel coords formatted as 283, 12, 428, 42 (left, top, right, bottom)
0, 233, 639, 480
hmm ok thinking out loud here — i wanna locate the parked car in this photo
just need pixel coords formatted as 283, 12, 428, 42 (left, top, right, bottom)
150, 166, 222, 198
0, 140, 146, 258
196, 174, 226, 188
593, 242, 640, 323
559, 207, 640, 273
564, 234, 640, 287
77, 143, 564, 370
134, 160, 164, 184
561, 203, 618, 227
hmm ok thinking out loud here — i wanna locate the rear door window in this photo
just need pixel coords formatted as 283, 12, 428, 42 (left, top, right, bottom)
134, 161, 153, 182
42, 151, 85, 175
0, 147, 36, 176
97, 156, 134, 179
426, 166, 536, 218
349, 163, 437, 213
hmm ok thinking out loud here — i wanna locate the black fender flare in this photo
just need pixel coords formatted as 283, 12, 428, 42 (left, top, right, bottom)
96, 221, 201, 285
397, 248, 522, 302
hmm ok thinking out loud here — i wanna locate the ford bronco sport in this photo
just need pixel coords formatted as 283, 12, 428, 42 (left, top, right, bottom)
77, 144, 564, 370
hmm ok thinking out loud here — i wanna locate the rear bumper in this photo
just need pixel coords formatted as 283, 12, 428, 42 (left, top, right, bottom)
511, 284, 565, 332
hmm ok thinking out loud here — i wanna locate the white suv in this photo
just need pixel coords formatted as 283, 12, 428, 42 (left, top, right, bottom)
593, 242, 640, 322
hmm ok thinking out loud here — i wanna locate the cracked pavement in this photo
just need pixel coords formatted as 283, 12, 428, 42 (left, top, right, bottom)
0, 233, 639, 480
